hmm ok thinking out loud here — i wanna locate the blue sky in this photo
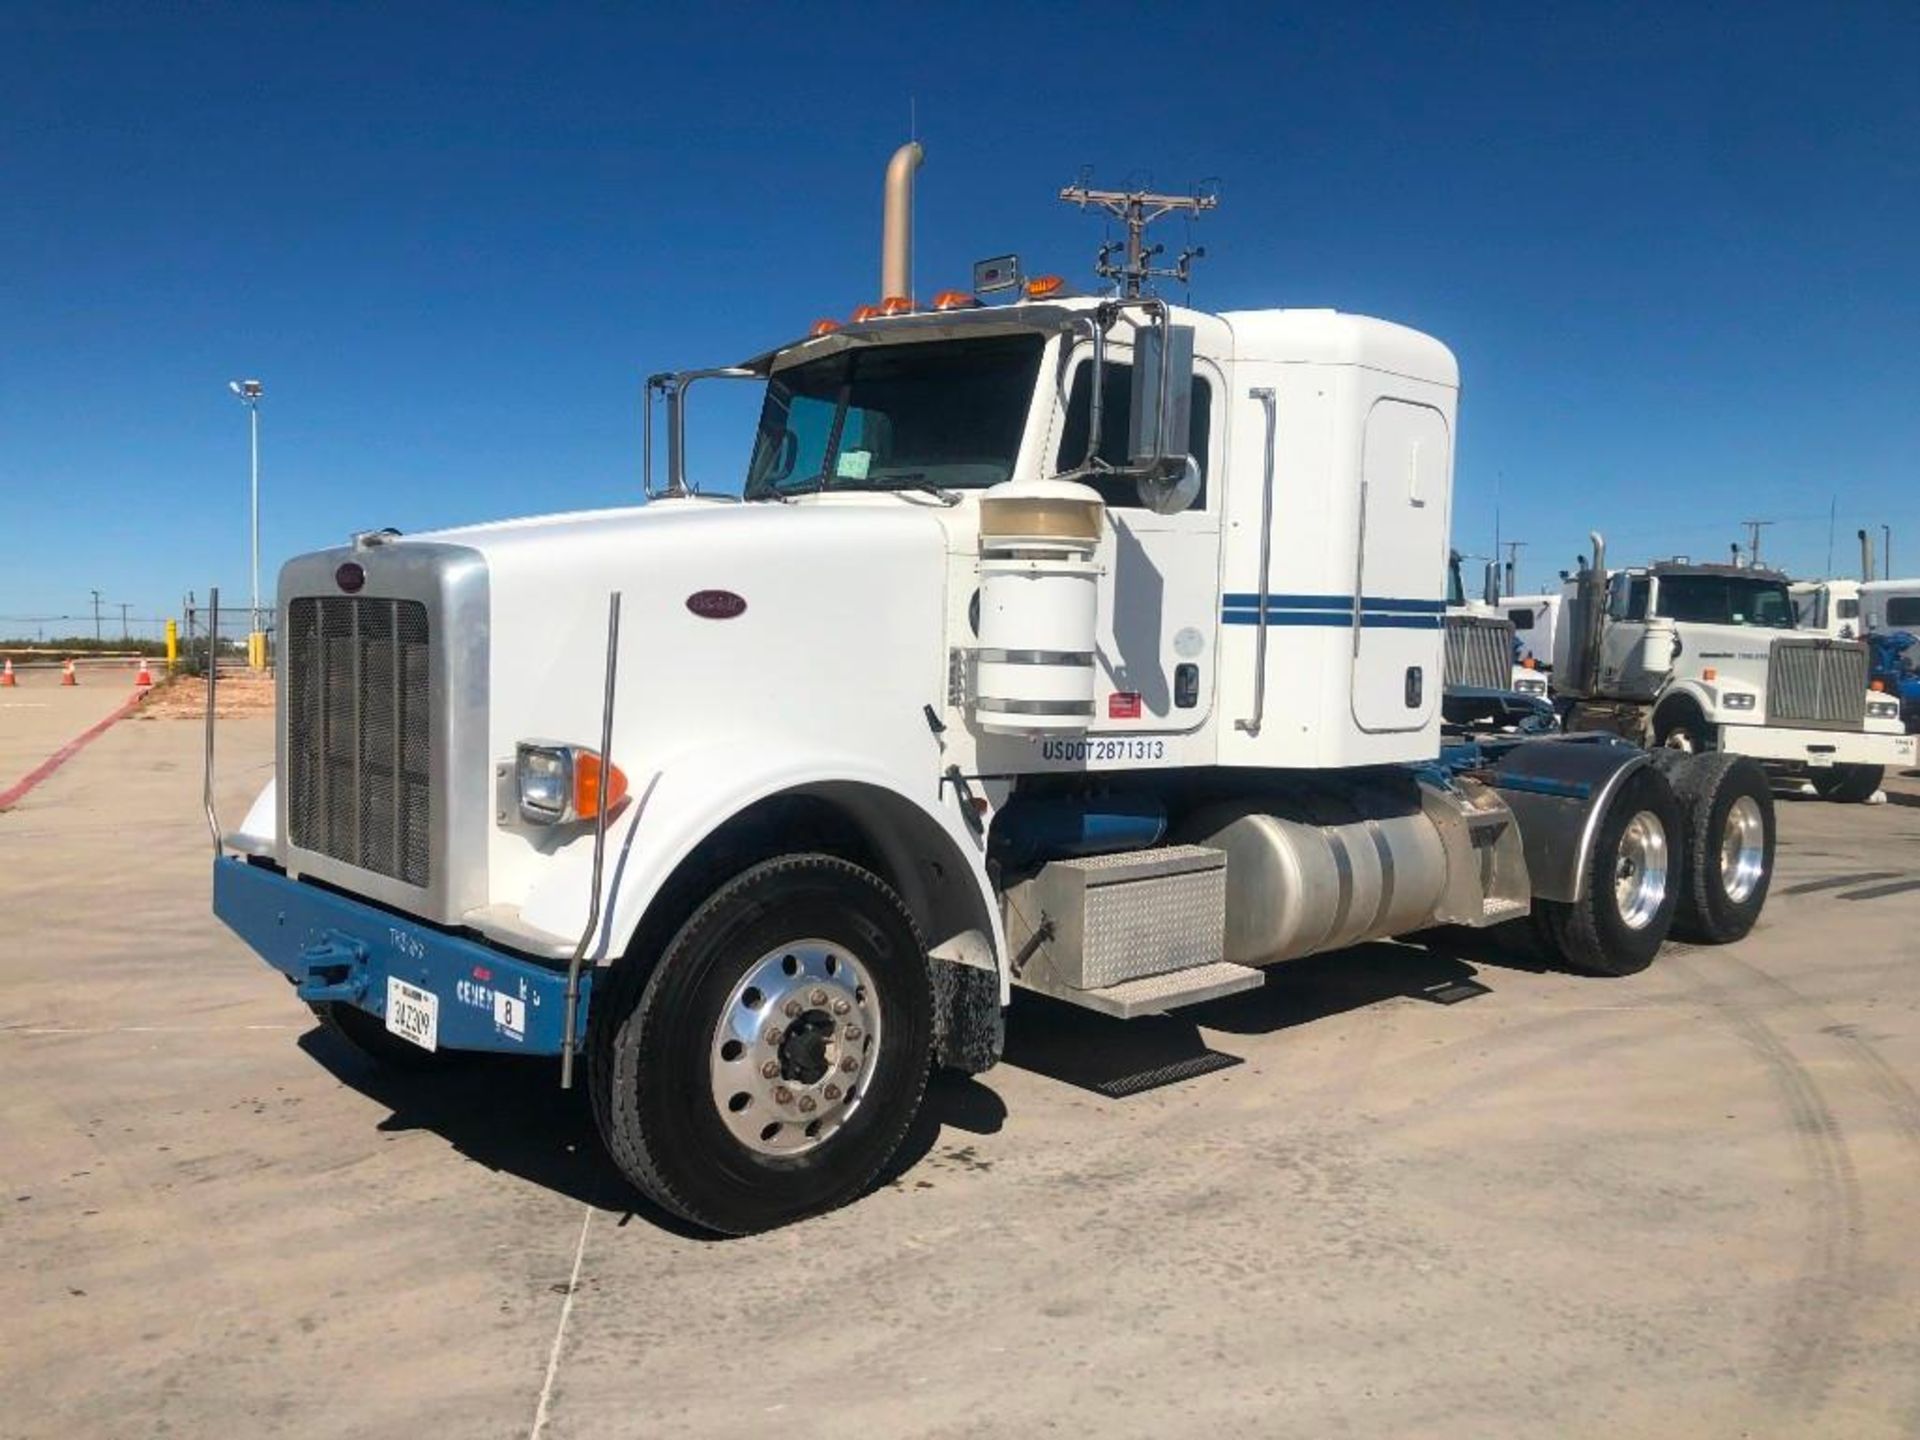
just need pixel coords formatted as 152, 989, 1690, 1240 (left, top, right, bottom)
4, 2, 1917, 636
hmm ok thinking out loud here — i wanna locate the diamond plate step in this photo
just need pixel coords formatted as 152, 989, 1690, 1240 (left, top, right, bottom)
1016, 960, 1263, 1020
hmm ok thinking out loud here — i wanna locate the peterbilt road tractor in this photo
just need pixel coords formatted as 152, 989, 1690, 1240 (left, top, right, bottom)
1553, 547, 1915, 802
213, 169, 1787, 1234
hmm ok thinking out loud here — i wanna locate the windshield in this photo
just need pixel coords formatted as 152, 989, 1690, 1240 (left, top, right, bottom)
1655, 575, 1795, 627
745, 333, 1044, 498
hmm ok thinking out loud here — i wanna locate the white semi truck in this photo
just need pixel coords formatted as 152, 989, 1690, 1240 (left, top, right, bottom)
1554, 546, 1913, 802
212, 170, 1787, 1234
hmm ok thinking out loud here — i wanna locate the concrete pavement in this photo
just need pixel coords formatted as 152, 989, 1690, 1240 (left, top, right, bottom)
3, 711, 1919, 1439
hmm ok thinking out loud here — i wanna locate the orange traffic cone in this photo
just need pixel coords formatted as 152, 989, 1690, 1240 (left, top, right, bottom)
135, 658, 154, 688
1, 659, 14, 687
61, 659, 78, 686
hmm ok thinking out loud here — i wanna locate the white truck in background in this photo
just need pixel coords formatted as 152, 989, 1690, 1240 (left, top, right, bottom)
1862, 579, 1920, 639
1554, 543, 1913, 802
1500, 592, 1561, 677
209, 163, 1787, 1235
1790, 578, 1862, 639
1443, 553, 1549, 702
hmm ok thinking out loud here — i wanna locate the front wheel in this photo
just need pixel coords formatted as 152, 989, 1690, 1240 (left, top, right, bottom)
1533, 764, 1683, 977
588, 854, 933, 1235
1810, 764, 1883, 804
1655, 710, 1714, 755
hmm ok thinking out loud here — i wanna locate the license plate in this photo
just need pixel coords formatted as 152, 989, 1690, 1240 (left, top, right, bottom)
385, 977, 439, 1051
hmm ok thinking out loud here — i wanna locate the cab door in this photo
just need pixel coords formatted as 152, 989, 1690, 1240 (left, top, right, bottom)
1050, 349, 1226, 732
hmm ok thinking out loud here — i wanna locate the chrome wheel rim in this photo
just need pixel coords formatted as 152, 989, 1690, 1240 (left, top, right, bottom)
710, 939, 882, 1157
1613, 810, 1670, 930
1720, 795, 1766, 903
1661, 729, 1697, 754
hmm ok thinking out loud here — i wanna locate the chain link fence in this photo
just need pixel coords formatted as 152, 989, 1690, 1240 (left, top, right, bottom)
181, 603, 276, 677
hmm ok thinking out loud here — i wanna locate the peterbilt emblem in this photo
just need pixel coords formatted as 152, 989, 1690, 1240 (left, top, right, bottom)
686, 589, 747, 620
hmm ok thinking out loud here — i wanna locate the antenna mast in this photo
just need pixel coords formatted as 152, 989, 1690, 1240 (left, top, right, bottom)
1059, 177, 1218, 298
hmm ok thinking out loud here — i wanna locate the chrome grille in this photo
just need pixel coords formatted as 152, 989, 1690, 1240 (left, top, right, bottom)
286, 597, 432, 886
1444, 614, 1516, 692
1767, 637, 1867, 730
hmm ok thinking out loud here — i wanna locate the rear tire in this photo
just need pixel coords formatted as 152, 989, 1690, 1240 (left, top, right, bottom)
308, 1001, 460, 1071
1533, 764, 1682, 977
1667, 753, 1774, 944
588, 854, 933, 1236
1810, 764, 1883, 804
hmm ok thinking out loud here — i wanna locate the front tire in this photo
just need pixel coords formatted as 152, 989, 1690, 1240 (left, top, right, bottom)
1533, 764, 1683, 977
1654, 707, 1714, 755
1810, 764, 1883, 804
588, 854, 933, 1235
1667, 753, 1774, 944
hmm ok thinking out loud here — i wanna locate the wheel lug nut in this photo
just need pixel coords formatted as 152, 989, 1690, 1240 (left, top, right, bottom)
764, 1025, 783, 1045
809, 987, 828, 1005
840, 1055, 859, 1073
783, 999, 803, 1018
823, 1084, 841, 1101
797, 1095, 817, 1113
844, 1024, 862, 1041
831, 998, 850, 1015
773, 1085, 794, 1104
760, 1060, 780, 1079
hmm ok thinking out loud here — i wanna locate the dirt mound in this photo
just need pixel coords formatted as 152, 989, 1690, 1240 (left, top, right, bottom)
138, 673, 276, 720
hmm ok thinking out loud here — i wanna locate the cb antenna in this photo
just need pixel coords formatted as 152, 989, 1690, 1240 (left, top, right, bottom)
1059, 173, 1218, 298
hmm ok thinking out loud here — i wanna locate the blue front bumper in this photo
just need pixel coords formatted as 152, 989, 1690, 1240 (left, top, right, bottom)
213, 856, 588, 1056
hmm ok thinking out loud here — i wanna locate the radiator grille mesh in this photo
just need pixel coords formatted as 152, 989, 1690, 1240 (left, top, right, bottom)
1444, 615, 1516, 692
286, 597, 432, 886
1767, 639, 1867, 730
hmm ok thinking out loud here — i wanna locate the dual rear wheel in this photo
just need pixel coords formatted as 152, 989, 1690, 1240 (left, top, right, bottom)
1533, 753, 1773, 976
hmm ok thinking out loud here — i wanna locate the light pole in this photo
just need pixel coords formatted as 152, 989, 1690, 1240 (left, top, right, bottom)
228, 378, 265, 668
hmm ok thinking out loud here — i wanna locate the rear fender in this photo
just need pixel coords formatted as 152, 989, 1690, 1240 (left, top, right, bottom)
1483, 736, 1651, 903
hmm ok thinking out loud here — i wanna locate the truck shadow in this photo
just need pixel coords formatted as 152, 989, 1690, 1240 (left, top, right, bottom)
295, 931, 1546, 1233
1001, 928, 1548, 1098
298, 1026, 1008, 1239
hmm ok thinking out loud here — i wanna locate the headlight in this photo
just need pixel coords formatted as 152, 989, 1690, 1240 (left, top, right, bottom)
1721, 692, 1757, 711
515, 742, 628, 825
1515, 677, 1547, 695
1868, 699, 1900, 720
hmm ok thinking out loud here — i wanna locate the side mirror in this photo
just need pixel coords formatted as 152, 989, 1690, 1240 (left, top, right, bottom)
1129, 321, 1196, 513
1128, 321, 1195, 469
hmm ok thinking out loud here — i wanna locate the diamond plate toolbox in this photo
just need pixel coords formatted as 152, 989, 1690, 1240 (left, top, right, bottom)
1009, 845, 1227, 990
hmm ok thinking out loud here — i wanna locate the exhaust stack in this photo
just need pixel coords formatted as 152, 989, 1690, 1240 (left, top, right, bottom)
881, 141, 923, 302
1860, 527, 1875, 582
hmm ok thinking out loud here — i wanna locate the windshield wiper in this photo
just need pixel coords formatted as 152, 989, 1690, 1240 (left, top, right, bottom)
860, 473, 962, 506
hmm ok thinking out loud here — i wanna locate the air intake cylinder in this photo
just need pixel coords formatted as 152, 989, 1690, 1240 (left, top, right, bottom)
973, 479, 1105, 735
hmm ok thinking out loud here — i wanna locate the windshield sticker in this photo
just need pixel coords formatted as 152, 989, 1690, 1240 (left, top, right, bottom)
835, 449, 871, 479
